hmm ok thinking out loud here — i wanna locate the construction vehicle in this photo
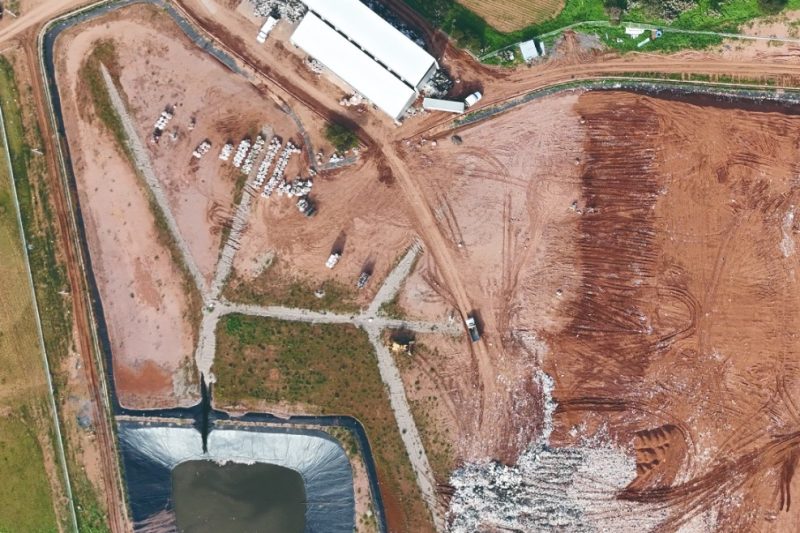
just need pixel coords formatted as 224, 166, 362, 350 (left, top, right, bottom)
465, 315, 480, 342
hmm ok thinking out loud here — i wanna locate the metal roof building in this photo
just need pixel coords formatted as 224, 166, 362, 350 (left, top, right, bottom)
302, 0, 437, 88
291, 13, 417, 120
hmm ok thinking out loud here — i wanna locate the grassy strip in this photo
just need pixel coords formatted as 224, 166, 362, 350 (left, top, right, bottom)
0, 123, 61, 528
0, 411, 59, 531
403, 0, 800, 55
223, 256, 360, 314
214, 315, 433, 532
0, 55, 109, 532
79, 40, 204, 345
377, 293, 405, 319
79, 40, 128, 156
0, 58, 71, 391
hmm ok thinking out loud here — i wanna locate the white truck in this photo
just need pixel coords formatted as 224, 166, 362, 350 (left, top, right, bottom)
325, 253, 341, 269
465, 315, 480, 342
464, 91, 482, 108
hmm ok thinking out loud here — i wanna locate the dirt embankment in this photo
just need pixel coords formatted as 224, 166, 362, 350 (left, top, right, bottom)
55, 9, 201, 409
546, 91, 800, 530
396, 92, 586, 461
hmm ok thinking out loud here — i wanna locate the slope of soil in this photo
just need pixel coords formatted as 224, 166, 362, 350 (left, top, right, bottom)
397, 92, 585, 461
56, 17, 199, 408
545, 91, 800, 530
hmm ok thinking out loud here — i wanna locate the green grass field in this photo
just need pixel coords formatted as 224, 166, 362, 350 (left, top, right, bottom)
0, 71, 60, 532
0, 54, 109, 533
405, 0, 800, 56
213, 315, 433, 532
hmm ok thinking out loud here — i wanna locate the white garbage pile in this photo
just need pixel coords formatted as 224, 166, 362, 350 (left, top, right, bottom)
447, 372, 666, 532
251, 0, 306, 22
262, 141, 300, 198
241, 135, 265, 175
218, 142, 233, 161
252, 137, 282, 188
339, 93, 364, 108
151, 108, 174, 142
232, 138, 251, 169
278, 177, 312, 197
191, 139, 212, 159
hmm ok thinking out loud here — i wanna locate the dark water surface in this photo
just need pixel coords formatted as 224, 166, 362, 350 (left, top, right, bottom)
172, 461, 305, 533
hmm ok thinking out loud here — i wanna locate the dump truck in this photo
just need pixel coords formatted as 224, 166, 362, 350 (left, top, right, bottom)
465, 315, 480, 342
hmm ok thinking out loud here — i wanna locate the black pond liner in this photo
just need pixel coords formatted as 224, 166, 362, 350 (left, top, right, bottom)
40, 2, 387, 531
118, 420, 355, 532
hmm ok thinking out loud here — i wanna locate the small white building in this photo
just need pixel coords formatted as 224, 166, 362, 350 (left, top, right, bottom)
519, 39, 539, 61
624, 26, 646, 38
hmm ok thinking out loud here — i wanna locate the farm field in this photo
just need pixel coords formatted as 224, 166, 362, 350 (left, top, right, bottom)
403, 0, 800, 55
456, 0, 565, 32
0, 66, 63, 531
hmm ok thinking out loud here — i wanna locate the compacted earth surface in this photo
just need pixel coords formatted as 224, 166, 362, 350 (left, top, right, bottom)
396, 89, 800, 530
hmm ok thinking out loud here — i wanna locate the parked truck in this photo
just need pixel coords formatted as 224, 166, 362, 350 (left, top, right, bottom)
465, 315, 480, 342
464, 91, 483, 108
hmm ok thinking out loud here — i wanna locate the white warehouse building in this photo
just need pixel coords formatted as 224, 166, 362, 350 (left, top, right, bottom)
291, 0, 438, 120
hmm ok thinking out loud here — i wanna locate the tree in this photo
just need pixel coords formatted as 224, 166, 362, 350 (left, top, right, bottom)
758, 0, 788, 14
604, 0, 628, 9
323, 123, 359, 153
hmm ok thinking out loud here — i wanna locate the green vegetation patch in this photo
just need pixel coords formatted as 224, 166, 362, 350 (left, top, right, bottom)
0, 54, 108, 533
0, 55, 72, 532
0, 57, 72, 386
323, 122, 359, 153
0, 412, 58, 532
214, 315, 432, 531
78, 40, 128, 157
404, 0, 800, 56
224, 257, 360, 314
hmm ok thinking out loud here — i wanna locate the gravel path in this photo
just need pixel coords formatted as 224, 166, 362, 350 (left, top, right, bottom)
367, 242, 420, 315
101, 64, 208, 296
209, 184, 256, 301
104, 63, 444, 526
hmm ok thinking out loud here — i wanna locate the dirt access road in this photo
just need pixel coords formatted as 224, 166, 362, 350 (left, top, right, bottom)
14, 0, 800, 530
151, 0, 800, 455
97, 0, 800, 453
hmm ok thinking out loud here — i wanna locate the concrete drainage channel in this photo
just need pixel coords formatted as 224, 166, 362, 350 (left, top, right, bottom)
38, 2, 390, 532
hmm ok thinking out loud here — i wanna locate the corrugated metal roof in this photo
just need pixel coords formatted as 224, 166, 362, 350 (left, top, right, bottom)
519, 39, 539, 61
422, 98, 465, 114
291, 13, 417, 120
302, 0, 436, 87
